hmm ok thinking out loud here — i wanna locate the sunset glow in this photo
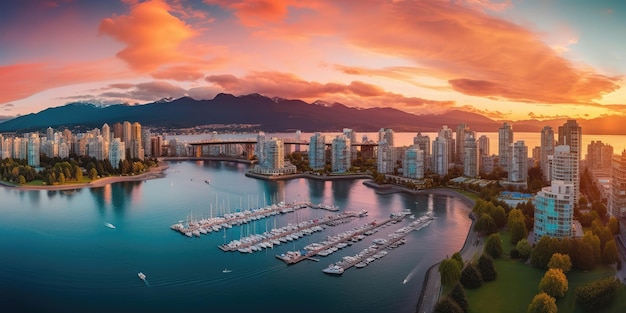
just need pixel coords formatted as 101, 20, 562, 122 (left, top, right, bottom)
1, 0, 624, 121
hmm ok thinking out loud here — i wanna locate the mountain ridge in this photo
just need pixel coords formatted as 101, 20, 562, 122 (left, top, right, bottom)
0, 94, 624, 134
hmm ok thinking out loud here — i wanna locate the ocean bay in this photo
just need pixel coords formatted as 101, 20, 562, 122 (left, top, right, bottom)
0, 160, 471, 313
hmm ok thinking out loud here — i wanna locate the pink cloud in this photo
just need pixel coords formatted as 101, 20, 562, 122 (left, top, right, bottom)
99, 0, 196, 72
211, 0, 620, 105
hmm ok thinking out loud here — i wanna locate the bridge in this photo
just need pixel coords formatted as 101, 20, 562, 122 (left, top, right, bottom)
166, 137, 378, 160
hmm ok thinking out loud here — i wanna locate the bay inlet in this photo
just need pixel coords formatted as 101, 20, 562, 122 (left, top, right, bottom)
0, 160, 472, 313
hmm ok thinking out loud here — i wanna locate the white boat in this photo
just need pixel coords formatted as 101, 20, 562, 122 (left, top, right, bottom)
138, 272, 146, 280
222, 268, 232, 273
104, 222, 116, 229
322, 264, 344, 275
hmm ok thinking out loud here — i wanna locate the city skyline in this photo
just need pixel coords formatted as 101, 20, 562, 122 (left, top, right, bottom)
1, 0, 626, 122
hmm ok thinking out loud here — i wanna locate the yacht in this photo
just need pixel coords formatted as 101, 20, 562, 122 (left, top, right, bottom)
322, 264, 344, 275
104, 222, 116, 229
138, 272, 146, 281
222, 268, 232, 273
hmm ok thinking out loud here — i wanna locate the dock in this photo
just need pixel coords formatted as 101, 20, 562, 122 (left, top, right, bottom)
218, 211, 361, 252
275, 215, 407, 265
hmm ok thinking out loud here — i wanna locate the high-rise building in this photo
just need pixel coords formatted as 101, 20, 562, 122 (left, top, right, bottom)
541, 126, 554, 181
509, 140, 528, 183
253, 137, 296, 175
331, 135, 351, 173
456, 124, 468, 164
552, 145, 579, 205
342, 128, 357, 160
533, 180, 575, 243
142, 128, 152, 157
610, 150, 626, 217
308, 132, 326, 170
432, 136, 448, 176
558, 120, 582, 159
109, 138, 125, 169
403, 146, 424, 179
27, 133, 40, 167
478, 135, 489, 157
295, 130, 302, 152
413, 132, 431, 172
464, 132, 479, 178
46, 127, 54, 141
102, 123, 111, 143
122, 121, 131, 144
88, 136, 108, 160
498, 122, 514, 172
377, 142, 395, 174
586, 141, 613, 171
112, 122, 123, 140
433, 125, 456, 165
151, 136, 162, 157
378, 128, 394, 147
557, 120, 581, 204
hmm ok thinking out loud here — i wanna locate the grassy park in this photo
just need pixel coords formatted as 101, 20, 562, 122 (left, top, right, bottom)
465, 230, 626, 312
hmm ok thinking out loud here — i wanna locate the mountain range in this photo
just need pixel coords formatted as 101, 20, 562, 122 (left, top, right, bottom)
0, 93, 624, 135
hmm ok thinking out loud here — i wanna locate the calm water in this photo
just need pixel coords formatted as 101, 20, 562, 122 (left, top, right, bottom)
0, 161, 472, 313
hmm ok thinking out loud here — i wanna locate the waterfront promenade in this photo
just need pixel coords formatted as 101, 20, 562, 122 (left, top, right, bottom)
415, 188, 481, 313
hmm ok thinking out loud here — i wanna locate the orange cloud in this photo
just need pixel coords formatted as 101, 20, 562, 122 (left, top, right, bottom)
204, 0, 291, 26
99, 0, 196, 72
213, 0, 620, 105
205, 71, 455, 113
0, 60, 126, 105
151, 65, 205, 81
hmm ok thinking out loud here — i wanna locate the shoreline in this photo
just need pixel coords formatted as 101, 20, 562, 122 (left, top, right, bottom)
0, 160, 169, 191
245, 171, 372, 181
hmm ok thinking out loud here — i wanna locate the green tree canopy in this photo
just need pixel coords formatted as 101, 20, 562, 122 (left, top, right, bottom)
484, 233, 503, 258
602, 240, 618, 265
460, 264, 483, 289
548, 253, 572, 273
510, 220, 528, 244
539, 268, 568, 298
608, 216, 619, 235
449, 283, 469, 313
477, 254, 497, 282
516, 238, 533, 260
451, 252, 464, 270
527, 292, 557, 313
575, 277, 621, 312
531, 236, 558, 268
434, 296, 463, 313
438, 258, 461, 286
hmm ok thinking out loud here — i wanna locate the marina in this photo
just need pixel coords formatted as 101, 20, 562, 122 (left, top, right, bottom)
322, 214, 434, 275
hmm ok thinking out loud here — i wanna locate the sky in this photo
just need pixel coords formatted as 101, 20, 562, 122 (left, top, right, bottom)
1, 0, 625, 122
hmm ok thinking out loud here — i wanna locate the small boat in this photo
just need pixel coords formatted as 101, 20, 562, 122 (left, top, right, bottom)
222, 268, 232, 273
104, 222, 116, 229
138, 272, 146, 280
205, 180, 211, 184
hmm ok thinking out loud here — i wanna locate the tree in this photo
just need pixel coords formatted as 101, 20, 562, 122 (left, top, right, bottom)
582, 231, 601, 265
18, 175, 25, 185
539, 268, 568, 298
575, 277, 621, 312
434, 296, 463, 313
89, 168, 98, 180
460, 264, 482, 289
571, 240, 595, 271
449, 283, 469, 313
477, 254, 497, 281
438, 258, 461, 286
531, 236, 558, 268
474, 213, 497, 235
74, 165, 83, 181
527, 292, 557, 313
451, 252, 464, 270
508, 208, 525, 227
58, 172, 65, 184
548, 253, 572, 273
602, 240, 618, 265
484, 233, 503, 258
515, 238, 533, 260
510, 220, 528, 244
608, 216, 619, 235
591, 201, 607, 218
490, 205, 507, 229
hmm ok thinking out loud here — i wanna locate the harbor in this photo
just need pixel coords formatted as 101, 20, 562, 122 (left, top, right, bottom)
321, 214, 435, 275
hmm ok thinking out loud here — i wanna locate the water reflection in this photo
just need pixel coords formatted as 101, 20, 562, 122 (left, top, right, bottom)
89, 181, 142, 217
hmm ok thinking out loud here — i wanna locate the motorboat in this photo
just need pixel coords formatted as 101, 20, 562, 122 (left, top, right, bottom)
104, 222, 116, 229
138, 272, 146, 281
222, 268, 232, 273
